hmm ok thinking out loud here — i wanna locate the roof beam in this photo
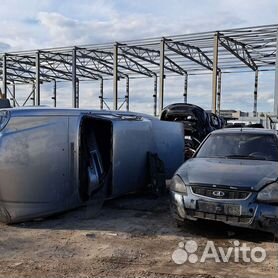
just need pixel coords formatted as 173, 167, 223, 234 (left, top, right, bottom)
6, 53, 99, 81
6, 57, 72, 81
164, 39, 214, 71
84, 48, 155, 77
76, 48, 127, 78
6, 65, 62, 82
218, 33, 257, 71
118, 53, 154, 77
40, 51, 100, 80
118, 44, 186, 75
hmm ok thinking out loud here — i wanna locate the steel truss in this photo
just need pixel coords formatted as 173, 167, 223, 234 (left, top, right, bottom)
0, 24, 277, 115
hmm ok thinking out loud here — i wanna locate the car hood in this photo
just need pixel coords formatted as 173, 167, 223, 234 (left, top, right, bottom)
176, 158, 278, 191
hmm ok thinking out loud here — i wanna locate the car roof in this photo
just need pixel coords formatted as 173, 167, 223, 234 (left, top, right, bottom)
211, 128, 278, 135
0, 107, 154, 119
162, 103, 204, 111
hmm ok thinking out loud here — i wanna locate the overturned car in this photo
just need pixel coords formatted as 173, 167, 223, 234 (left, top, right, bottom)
0, 107, 184, 223
170, 128, 278, 236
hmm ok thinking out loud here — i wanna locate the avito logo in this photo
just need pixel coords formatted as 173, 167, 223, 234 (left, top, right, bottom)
172, 240, 266, 264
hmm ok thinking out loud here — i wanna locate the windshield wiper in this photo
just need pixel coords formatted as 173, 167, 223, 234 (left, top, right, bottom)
225, 155, 266, 160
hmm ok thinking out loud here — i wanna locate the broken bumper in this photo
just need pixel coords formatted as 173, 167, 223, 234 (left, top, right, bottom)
170, 189, 278, 235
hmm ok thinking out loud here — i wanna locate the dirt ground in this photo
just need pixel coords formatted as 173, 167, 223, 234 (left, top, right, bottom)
0, 194, 277, 278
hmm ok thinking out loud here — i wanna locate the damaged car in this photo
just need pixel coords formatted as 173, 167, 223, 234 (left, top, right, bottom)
160, 103, 216, 159
0, 107, 184, 223
160, 103, 214, 143
170, 128, 278, 236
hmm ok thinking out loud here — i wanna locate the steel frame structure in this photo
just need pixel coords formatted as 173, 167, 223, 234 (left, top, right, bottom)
0, 24, 277, 116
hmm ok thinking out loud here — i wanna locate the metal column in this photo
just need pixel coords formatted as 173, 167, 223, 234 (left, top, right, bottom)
2, 54, 7, 99
274, 30, 278, 116
72, 47, 77, 108
253, 69, 259, 117
99, 78, 104, 110
52, 80, 57, 107
125, 76, 129, 111
76, 78, 79, 108
35, 51, 40, 106
12, 82, 16, 107
32, 83, 35, 106
113, 43, 118, 110
159, 38, 165, 114
217, 70, 222, 115
183, 73, 188, 103
212, 32, 219, 114
153, 75, 158, 117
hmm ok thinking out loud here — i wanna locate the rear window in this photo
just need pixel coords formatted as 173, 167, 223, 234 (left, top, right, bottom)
196, 133, 278, 161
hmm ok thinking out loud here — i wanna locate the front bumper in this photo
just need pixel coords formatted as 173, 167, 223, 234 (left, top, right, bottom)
170, 188, 278, 235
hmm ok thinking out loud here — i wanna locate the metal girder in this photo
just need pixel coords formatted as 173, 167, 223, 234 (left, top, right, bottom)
3, 72, 35, 83
39, 51, 100, 80
35, 51, 40, 106
159, 38, 165, 113
119, 54, 154, 77
118, 44, 186, 75
253, 69, 259, 117
183, 73, 188, 103
5, 54, 71, 81
2, 54, 7, 98
218, 33, 257, 71
78, 48, 154, 77
99, 77, 104, 109
6, 52, 100, 82
8, 64, 67, 81
153, 74, 158, 116
217, 70, 222, 115
5, 63, 53, 82
8, 82, 17, 107
113, 44, 118, 110
212, 33, 219, 114
1, 55, 44, 82
72, 47, 77, 108
52, 80, 57, 107
76, 48, 127, 78
125, 76, 129, 111
274, 30, 278, 115
164, 39, 214, 71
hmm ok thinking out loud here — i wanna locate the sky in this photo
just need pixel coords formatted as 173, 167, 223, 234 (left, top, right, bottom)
0, 0, 277, 114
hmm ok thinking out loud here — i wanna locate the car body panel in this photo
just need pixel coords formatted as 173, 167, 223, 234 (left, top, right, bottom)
0, 107, 184, 223
176, 158, 278, 191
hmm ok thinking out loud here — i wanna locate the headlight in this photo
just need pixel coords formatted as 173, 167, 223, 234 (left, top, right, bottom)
170, 175, 188, 194
257, 182, 278, 203
0, 110, 10, 131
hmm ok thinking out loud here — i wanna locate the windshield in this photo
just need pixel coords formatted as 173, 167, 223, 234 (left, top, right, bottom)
196, 133, 278, 161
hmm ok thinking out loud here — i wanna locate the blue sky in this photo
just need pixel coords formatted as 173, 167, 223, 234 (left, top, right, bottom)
0, 0, 277, 113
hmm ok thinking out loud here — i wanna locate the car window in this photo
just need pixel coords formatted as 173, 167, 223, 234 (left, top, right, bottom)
196, 133, 278, 161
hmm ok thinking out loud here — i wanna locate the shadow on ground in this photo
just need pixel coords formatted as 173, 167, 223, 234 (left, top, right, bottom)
13, 192, 275, 243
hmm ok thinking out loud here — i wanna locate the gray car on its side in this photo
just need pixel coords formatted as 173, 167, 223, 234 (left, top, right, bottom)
170, 128, 278, 236
0, 107, 184, 224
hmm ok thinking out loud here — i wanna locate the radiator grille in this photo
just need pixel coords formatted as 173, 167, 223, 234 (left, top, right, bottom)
191, 186, 250, 200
